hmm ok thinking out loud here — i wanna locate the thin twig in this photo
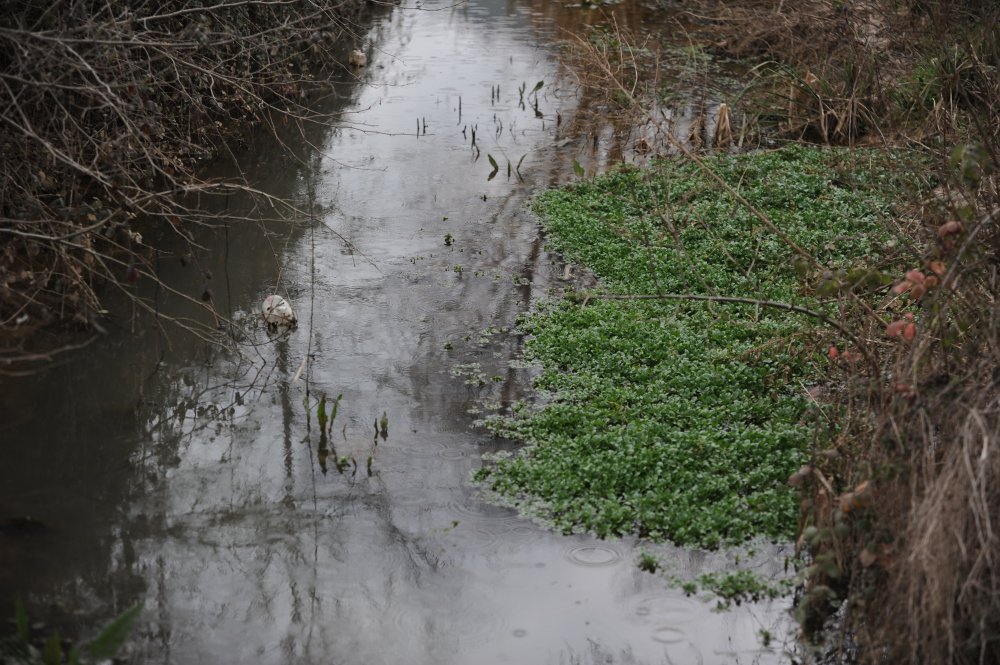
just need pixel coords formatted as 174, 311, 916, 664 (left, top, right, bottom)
594, 290, 878, 371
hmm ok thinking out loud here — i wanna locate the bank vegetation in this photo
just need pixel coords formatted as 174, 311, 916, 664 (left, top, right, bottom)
0, 0, 379, 374
485, 1, 999, 663
709, 2, 999, 663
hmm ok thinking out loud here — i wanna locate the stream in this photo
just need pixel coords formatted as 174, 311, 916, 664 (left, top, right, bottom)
1, 1, 790, 663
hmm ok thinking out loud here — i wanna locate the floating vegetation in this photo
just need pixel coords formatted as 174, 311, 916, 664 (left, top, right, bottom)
452, 362, 487, 387
475, 145, 901, 548
1, 600, 142, 664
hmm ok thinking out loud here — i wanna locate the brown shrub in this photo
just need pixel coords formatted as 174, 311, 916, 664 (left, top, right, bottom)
0, 0, 380, 372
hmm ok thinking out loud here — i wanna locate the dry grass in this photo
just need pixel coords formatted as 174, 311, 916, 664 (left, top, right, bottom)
846, 200, 1000, 664
696, 0, 1000, 147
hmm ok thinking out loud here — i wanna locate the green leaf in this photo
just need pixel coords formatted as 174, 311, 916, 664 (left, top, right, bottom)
531, 80, 544, 93
572, 159, 584, 178
487, 154, 499, 181
43, 631, 63, 665
86, 603, 142, 660
15, 598, 28, 641
317, 394, 327, 432
329, 394, 342, 434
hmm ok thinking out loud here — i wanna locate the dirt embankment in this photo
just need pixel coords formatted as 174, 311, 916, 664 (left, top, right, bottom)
0, 0, 384, 373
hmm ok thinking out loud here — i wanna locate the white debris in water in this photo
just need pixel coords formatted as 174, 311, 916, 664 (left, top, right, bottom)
348, 49, 367, 67
261, 294, 296, 327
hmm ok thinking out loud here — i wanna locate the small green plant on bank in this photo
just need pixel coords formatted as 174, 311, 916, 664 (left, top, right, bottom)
1, 600, 142, 664
474, 145, 908, 549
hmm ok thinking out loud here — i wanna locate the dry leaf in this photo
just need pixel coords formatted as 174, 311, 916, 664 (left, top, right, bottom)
938, 221, 963, 237
885, 320, 906, 338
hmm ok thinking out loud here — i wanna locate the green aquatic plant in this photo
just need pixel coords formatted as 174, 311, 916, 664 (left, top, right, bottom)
637, 551, 659, 574
317, 394, 328, 432
2, 600, 142, 664
687, 570, 793, 610
476, 145, 903, 548
312, 393, 342, 436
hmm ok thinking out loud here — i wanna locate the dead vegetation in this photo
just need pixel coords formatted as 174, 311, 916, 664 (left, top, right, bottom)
702, 0, 1000, 148
0, 0, 380, 374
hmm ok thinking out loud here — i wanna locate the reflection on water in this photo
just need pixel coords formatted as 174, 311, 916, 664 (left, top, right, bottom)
0, 1, 790, 663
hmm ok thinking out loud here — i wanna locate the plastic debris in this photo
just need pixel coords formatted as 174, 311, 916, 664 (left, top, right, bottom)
262, 294, 296, 328
348, 49, 367, 67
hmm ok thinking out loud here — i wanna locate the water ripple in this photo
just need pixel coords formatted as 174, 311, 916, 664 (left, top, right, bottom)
564, 545, 622, 567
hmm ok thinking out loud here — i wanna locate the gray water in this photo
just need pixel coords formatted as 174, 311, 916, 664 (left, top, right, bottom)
1, 2, 791, 663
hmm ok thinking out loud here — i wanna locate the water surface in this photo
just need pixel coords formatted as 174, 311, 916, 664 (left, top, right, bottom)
1, 2, 790, 663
